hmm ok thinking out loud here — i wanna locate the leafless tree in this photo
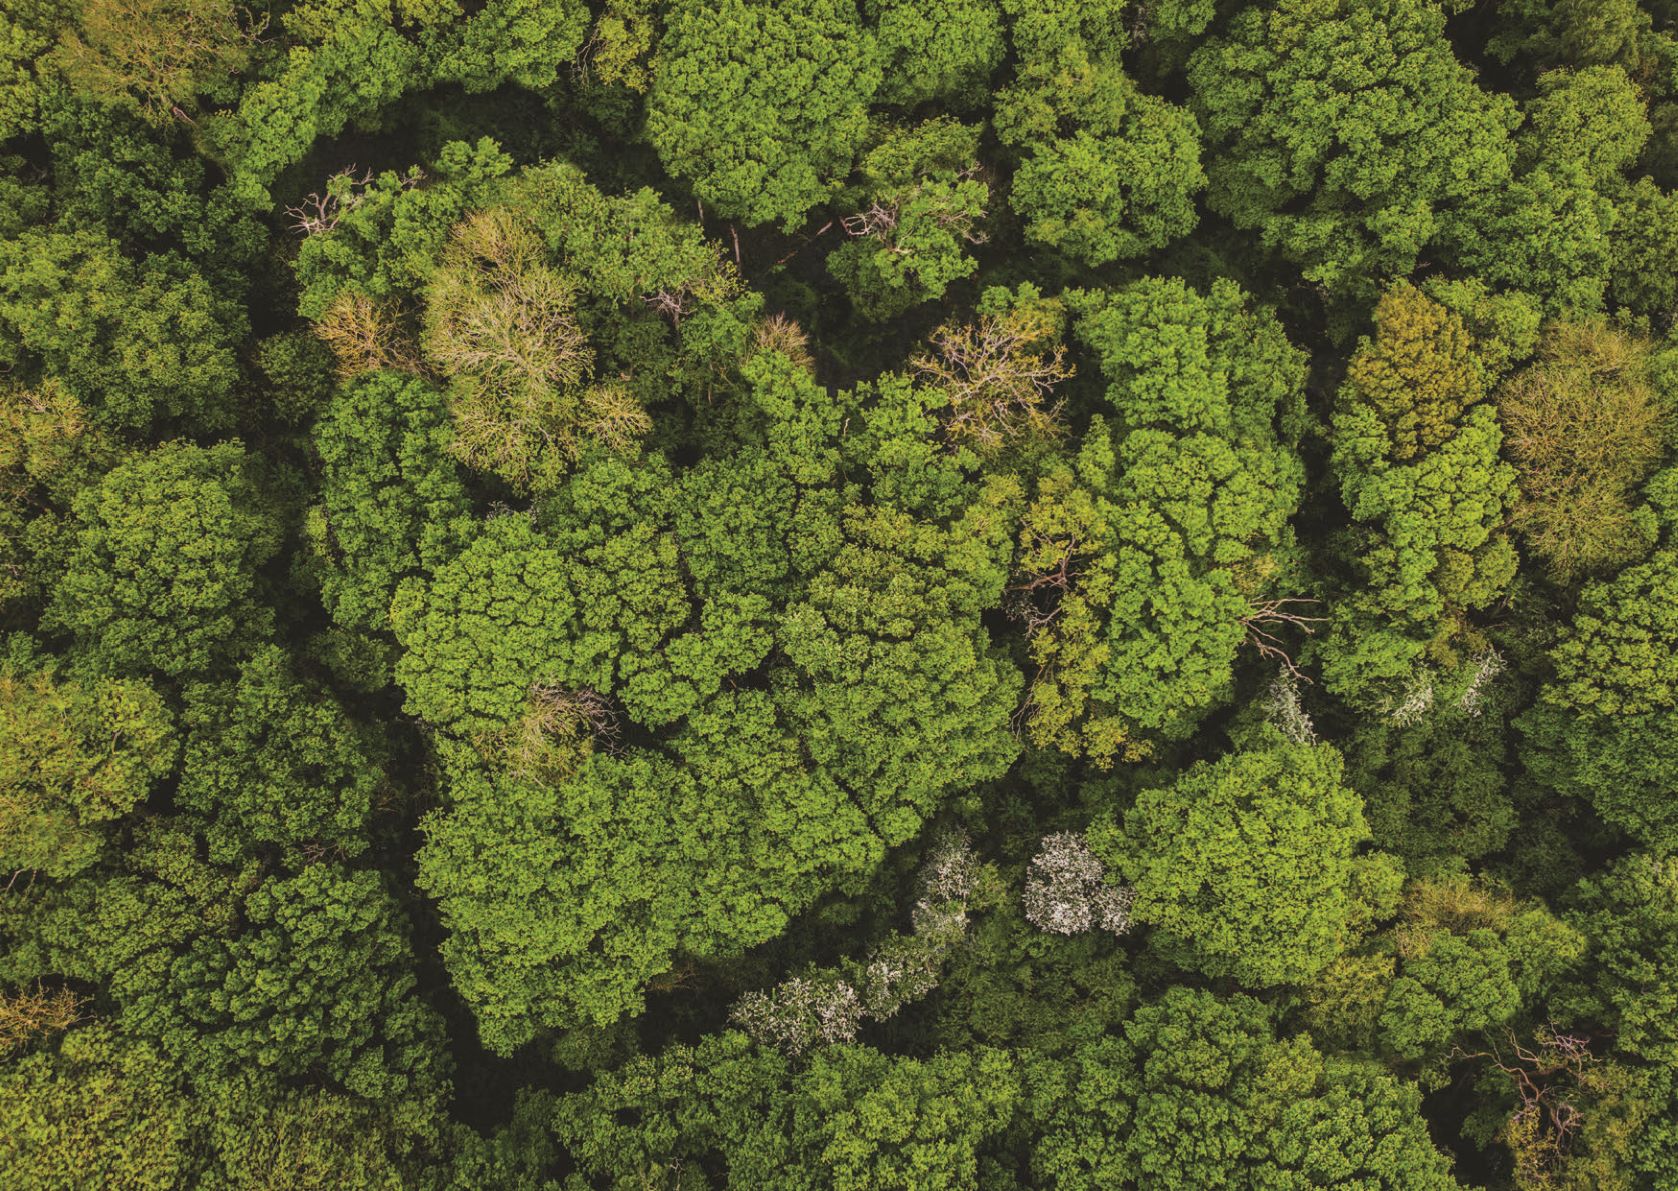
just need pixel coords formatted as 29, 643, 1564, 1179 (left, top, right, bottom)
1240, 597, 1326, 682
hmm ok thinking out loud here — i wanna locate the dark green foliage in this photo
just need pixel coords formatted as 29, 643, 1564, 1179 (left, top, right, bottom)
647, 0, 882, 229
46, 441, 281, 677
0, 229, 244, 430
178, 646, 380, 865
1189, 0, 1519, 301
309, 371, 472, 634
7, 6, 1678, 1185
554, 1031, 1020, 1188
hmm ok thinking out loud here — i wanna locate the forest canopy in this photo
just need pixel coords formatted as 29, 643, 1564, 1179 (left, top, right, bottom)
5, 1, 1678, 1187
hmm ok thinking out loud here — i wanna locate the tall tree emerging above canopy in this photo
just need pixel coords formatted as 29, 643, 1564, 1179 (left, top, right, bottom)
1317, 284, 1520, 710
1013, 277, 1307, 764
1090, 740, 1377, 989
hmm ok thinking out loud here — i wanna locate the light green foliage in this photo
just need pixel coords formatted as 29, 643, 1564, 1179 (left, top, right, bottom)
0, 1, 57, 141
294, 138, 514, 322
421, 206, 647, 492
178, 647, 379, 865
310, 372, 473, 633
1093, 741, 1372, 987
647, 0, 882, 228
867, 0, 1004, 108
0, 1025, 193, 1190
1453, 161, 1616, 317
828, 119, 988, 321
0, 228, 244, 430
1546, 539, 1678, 718
1523, 66, 1652, 186
334, 154, 759, 491
1320, 285, 1517, 708
1189, 0, 1519, 299
198, 1081, 409, 1190
51, 0, 254, 125
1016, 279, 1306, 763
1000, 0, 1130, 61
996, 42, 1203, 265
1341, 283, 1489, 462
0, 665, 175, 879
46, 441, 281, 677
1497, 321, 1666, 581
391, 510, 689, 740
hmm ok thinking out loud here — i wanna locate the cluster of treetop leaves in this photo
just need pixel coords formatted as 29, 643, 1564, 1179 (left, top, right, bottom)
8, 0, 1678, 1187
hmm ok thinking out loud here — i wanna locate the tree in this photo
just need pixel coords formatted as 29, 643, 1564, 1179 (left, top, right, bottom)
1611, 177, 1678, 323
309, 371, 473, 634
1091, 741, 1373, 988
178, 647, 380, 866
554, 1032, 1020, 1189
1188, 0, 1519, 301
0, 1025, 194, 1189
51, 0, 255, 124
866, 0, 1004, 109
647, 0, 882, 228
1319, 285, 1517, 708
0, 229, 244, 431
421, 206, 650, 492
0, 664, 175, 879
0, 1, 57, 141
1519, 509, 1678, 852
1023, 988, 1461, 1189
391, 509, 691, 741
1496, 321, 1666, 581
1358, 877, 1583, 1063
161, 864, 451, 1132
1521, 66, 1651, 188
995, 41, 1203, 265
1014, 279, 1306, 763
828, 120, 988, 321
1568, 854, 1678, 1067
45, 441, 281, 677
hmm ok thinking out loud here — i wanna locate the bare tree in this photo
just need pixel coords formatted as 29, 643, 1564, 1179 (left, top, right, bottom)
912, 309, 1071, 453
1240, 597, 1326, 682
